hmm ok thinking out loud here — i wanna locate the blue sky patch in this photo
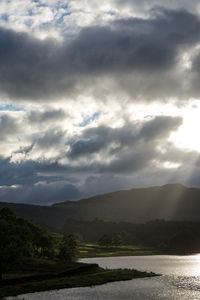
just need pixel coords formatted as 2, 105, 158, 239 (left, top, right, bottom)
79, 112, 100, 127
1, 14, 8, 22
0, 104, 23, 112
105, 11, 116, 16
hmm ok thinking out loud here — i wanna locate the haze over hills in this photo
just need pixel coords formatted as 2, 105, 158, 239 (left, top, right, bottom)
1, 184, 200, 231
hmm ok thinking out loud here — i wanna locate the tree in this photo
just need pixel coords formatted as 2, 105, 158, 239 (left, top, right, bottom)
112, 233, 124, 246
98, 234, 112, 246
58, 234, 79, 261
167, 230, 200, 254
36, 232, 55, 258
0, 208, 26, 276
0, 208, 56, 279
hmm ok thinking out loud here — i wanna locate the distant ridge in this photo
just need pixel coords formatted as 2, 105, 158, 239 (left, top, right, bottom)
1, 184, 200, 230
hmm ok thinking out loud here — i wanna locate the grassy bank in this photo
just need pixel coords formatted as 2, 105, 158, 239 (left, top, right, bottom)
79, 243, 161, 258
0, 258, 158, 297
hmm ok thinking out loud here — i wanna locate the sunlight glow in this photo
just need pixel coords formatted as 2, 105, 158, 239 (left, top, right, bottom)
170, 100, 200, 152
129, 100, 200, 153
163, 161, 181, 169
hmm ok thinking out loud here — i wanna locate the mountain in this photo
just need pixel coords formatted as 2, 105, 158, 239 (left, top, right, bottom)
1, 184, 200, 230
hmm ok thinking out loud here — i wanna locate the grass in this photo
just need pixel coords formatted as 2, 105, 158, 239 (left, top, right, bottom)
79, 243, 161, 258
0, 258, 158, 297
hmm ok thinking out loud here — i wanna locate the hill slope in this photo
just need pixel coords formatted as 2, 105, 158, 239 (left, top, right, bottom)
1, 184, 200, 230
54, 184, 200, 222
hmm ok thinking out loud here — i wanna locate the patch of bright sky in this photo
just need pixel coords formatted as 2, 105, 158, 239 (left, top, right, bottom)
1, 13, 8, 22
78, 112, 100, 127
127, 102, 181, 121
0, 0, 135, 39
170, 99, 200, 152
105, 11, 117, 16
163, 161, 181, 169
0, 184, 22, 189
0, 104, 23, 111
128, 100, 200, 153
0, 0, 199, 43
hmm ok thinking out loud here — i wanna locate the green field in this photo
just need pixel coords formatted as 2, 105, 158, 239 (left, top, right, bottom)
79, 243, 161, 257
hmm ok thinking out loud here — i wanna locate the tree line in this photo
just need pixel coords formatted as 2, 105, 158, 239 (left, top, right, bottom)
62, 218, 200, 253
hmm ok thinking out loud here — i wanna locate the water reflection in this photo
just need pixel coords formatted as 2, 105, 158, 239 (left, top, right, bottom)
80, 254, 200, 276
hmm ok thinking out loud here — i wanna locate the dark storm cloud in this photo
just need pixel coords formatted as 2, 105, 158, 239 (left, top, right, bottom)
69, 116, 182, 159
0, 158, 43, 186
65, 116, 183, 176
0, 157, 72, 187
27, 182, 80, 205
27, 109, 66, 124
138, 116, 182, 141
32, 129, 65, 150
99, 146, 157, 173
0, 156, 86, 204
61, 9, 200, 74
0, 155, 93, 189
0, 181, 80, 205
114, 0, 200, 13
0, 8, 200, 101
187, 52, 200, 100
0, 116, 182, 186
0, 114, 20, 138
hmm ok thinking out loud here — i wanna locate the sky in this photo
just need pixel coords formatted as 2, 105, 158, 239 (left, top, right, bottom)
1, 0, 200, 205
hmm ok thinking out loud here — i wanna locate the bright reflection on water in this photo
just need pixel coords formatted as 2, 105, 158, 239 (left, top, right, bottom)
6, 255, 200, 300
80, 254, 200, 276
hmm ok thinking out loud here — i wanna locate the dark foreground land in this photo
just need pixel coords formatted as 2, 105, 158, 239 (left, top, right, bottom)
0, 207, 159, 298
0, 258, 157, 297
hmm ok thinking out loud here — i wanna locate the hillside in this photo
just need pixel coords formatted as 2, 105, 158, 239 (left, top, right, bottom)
0, 202, 75, 231
1, 184, 200, 230
54, 184, 200, 222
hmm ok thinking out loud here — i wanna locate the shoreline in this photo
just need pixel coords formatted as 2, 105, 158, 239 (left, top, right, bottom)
0, 260, 158, 298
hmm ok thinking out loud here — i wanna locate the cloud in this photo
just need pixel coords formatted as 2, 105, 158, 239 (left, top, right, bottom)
0, 115, 184, 200
69, 116, 182, 160
1, 0, 199, 40
114, 0, 200, 15
27, 109, 67, 124
31, 129, 65, 151
138, 116, 182, 141
0, 114, 20, 139
0, 180, 80, 205
0, 8, 200, 103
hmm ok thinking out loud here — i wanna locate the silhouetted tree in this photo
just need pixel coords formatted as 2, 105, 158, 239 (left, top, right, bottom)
58, 234, 79, 261
98, 234, 112, 246
167, 230, 200, 254
112, 233, 124, 246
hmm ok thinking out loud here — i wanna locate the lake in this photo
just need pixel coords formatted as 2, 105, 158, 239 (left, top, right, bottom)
6, 255, 200, 299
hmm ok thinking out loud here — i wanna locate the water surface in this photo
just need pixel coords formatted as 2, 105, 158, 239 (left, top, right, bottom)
81, 254, 200, 276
